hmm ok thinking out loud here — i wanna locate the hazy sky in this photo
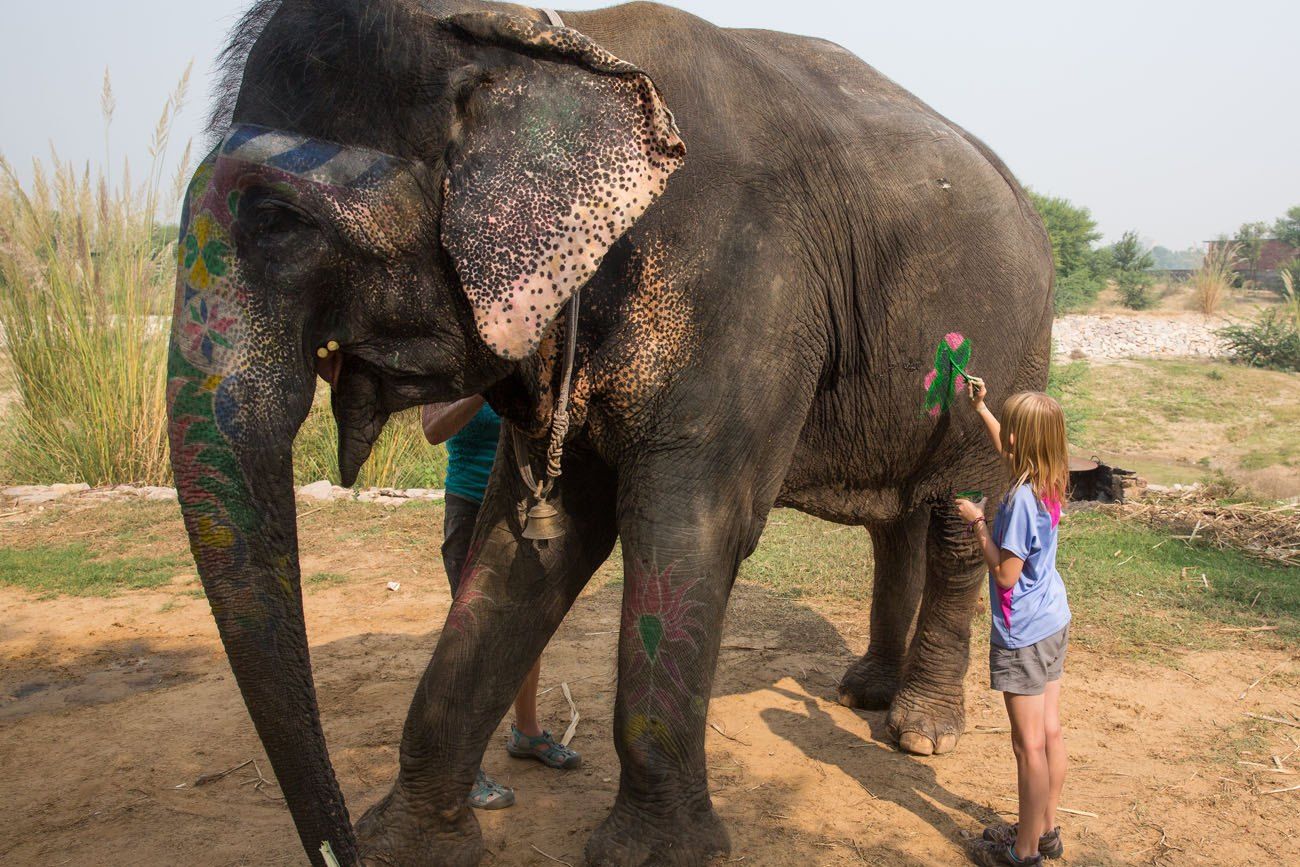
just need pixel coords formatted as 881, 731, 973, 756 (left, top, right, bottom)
2, 0, 1295, 248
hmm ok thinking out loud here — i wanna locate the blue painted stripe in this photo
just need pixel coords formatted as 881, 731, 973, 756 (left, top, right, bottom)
265, 140, 345, 175
222, 125, 269, 154
344, 157, 400, 189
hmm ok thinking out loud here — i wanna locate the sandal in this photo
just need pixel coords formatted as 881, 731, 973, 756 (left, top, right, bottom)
468, 768, 514, 810
506, 725, 582, 769
966, 839, 1043, 866
982, 823, 1063, 859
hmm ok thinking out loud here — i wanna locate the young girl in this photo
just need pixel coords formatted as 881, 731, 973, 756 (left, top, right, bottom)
957, 379, 1071, 867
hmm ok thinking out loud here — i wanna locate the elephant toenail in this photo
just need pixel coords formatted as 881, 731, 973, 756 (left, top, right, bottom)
898, 731, 936, 755
326, 339, 340, 352
316, 346, 330, 358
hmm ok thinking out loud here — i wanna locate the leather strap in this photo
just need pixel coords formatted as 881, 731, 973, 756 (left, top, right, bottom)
541, 8, 564, 27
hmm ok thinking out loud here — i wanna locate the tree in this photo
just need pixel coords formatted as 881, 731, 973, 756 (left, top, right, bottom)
1109, 230, 1156, 309
1028, 191, 1103, 278
1110, 230, 1155, 273
1028, 190, 1109, 313
1234, 221, 1270, 285
1274, 205, 1300, 249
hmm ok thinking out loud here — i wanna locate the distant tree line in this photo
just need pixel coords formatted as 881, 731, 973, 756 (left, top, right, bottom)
1030, 192, 1300, 314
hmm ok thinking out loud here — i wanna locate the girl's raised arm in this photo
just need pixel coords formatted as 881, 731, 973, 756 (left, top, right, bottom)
968, 376, 1003, 456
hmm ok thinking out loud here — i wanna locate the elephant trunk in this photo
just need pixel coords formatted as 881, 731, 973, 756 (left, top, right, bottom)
168, 336, 356, 865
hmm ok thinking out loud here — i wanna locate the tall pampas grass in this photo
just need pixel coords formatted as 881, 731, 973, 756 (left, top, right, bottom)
0, 67, 192, 485
1189, 242, 1239, 316
0, 67, 446, 489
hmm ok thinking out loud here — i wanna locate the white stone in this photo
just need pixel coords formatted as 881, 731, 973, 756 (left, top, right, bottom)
298, 480, 336, 501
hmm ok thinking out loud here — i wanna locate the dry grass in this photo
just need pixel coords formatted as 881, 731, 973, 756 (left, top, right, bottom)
1110, 490, 1300, 568
0, 69, 192, 485
0, 69, 446, 491
1281, 269, 1300, 330
1190, 242, 1240, 315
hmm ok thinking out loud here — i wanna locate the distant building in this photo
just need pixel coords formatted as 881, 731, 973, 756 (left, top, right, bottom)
1206, 237, 1298, 289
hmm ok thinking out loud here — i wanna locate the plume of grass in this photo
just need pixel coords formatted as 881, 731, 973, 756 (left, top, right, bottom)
1280, 269, 1299, 331
0, 70, 191, 485
1189, 242, 1239, 315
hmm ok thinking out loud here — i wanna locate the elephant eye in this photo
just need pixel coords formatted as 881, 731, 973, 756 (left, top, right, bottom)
249, 197, 317, 234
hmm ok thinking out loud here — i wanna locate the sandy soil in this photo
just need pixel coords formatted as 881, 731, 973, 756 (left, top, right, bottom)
2, 509, 1298, 867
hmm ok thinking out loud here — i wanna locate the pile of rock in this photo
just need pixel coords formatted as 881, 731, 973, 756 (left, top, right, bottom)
295, 480, 445, 506
2, 482, 445, 509
1054, 314, 1230, 361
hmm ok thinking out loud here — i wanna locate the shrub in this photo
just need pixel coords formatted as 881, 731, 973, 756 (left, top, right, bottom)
0, 71, 191, 485
1117, 272, 1155, 310
1217, 308, 1300, 372
1189, 242, 1238, 315
1053, 270, 1104, 314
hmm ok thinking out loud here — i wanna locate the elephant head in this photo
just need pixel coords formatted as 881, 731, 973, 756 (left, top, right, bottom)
166, 3, 683, 863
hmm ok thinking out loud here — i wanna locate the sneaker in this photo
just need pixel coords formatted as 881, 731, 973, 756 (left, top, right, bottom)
506, 725, 582, 769
967, 840, 1043, 866
982, 823, 1063, 859
468, 768, 514, 810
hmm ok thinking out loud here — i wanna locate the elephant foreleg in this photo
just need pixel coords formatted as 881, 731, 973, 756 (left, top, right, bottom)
887, 500, 984, 756
838, 508, 928, 710
586, 518, 738, 867
356, 445, 617, 867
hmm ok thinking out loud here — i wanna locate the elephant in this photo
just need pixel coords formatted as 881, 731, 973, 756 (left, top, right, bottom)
165, 0, 1053, 864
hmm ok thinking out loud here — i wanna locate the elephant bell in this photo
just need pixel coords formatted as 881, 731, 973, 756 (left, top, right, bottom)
521, 497, 564, 541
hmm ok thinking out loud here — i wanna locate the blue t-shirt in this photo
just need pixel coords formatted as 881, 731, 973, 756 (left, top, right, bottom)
989, 484, 1071, 649
445, 403, 501, 503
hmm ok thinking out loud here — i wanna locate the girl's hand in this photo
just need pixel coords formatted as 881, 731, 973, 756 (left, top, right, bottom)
955, 497, 984, 524
967, 375, 988, 410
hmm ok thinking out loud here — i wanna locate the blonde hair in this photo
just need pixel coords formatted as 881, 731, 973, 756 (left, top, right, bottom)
1000, 391, 1069, 506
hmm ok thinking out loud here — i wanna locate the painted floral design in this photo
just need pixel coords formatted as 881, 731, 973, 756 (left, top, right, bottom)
923, 331, 972, 418
621, 563, 706, 724
445, 540, 497, 638
182, 288, 238, 364
180, 213, 230, 290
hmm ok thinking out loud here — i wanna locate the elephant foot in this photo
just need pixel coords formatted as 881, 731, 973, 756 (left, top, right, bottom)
355, 786, 484, 867
886, 684, 965, 756
586, 796, 730, 867
836, 654, 900, 711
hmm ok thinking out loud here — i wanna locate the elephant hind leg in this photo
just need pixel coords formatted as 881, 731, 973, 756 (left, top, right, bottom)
888, 500, 984, 756
838, 507, 928, 710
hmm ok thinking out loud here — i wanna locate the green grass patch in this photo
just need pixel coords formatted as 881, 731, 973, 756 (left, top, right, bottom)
735, 507, 1299, 655
1059, 510, 1298, 650
306, 571, 349, 586
1053, 358, 1300, 493
740, 510, 874, 600
1048, 359, 1092, 442
0, 543, 185, 596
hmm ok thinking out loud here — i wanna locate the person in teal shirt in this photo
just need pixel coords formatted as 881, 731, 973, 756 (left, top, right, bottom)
422, 397, 581, 810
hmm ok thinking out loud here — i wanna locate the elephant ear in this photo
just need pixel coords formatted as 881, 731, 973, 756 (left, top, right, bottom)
438, 12, 686, 360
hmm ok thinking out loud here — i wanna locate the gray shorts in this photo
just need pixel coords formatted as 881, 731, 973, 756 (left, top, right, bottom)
990, 624, 1069, 696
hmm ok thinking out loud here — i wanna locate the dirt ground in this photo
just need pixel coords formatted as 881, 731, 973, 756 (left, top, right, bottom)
2, 501, 1298, 867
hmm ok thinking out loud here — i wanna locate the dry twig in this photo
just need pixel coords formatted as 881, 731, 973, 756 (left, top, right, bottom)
194, 759, 253, 787
709, 721, 752, 746
1238, 660, 1290, 701
560, 682, 580, 747
1245, 712, 1300, 730
530, 844, 574, 866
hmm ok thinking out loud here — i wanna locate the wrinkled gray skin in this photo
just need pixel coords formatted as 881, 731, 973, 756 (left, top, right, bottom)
168, 1, 1052, 864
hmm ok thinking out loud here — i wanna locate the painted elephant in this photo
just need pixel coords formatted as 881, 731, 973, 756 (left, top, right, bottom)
166, 0, 1052, 864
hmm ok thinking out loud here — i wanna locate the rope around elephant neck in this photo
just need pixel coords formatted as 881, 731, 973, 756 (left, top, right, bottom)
513, 288, 581, 500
